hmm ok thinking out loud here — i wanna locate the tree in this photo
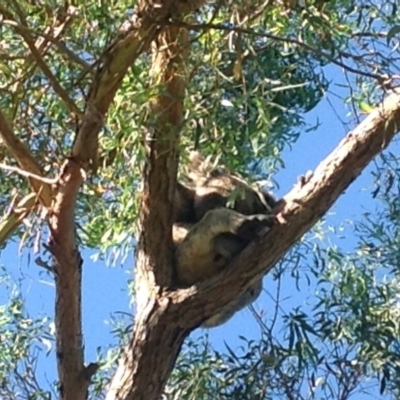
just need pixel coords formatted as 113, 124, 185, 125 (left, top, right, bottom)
1, 0, 400, 399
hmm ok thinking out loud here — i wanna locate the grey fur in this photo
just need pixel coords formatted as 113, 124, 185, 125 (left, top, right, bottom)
172, 155, 277, 327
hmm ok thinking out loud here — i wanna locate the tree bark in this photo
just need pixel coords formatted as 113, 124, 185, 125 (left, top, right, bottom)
106, 19, 190, 399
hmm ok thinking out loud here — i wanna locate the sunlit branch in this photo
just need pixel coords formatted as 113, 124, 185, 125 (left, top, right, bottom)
0, 162, 58, 184
0, 106, 52, 205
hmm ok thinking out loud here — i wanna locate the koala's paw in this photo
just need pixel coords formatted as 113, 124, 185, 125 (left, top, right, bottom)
236, 214, 276, 240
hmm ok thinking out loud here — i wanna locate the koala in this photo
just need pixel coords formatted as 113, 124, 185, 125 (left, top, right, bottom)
172, 153, 278, 327
173, 207, 274, 328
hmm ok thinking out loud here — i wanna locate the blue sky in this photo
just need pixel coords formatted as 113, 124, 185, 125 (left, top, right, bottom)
1, 64, 398, 397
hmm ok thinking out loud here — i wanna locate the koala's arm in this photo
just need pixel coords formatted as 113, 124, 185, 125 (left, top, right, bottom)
174, 208, 275, 285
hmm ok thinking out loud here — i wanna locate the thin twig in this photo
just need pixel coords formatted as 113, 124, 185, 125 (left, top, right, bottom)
176, 21, 390, 83
0, 2, 82, 117
1, 14, 91, 71
0, 162, 58, 184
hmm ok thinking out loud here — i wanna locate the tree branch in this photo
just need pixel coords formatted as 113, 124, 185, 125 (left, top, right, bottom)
0, 107, 53, 205
106, 1, 211, 399
48, 159, 87, 400
106, 22, 189, 400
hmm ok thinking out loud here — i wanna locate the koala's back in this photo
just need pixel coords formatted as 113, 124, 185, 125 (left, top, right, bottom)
194, 173, 276, 221
173, 222, 219, 284
174, 208, 241, 285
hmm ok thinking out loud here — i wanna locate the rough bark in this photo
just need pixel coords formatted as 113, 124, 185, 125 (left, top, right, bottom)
106, 19, 189, 400
48, 160, 88, 400
106, 90, 400, 400
47, 18, 156, 400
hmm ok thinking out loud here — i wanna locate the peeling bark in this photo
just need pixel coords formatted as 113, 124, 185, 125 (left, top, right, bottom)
48, 160, 88, 400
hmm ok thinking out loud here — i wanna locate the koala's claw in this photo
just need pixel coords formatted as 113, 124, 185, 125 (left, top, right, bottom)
236, 214, 276, 240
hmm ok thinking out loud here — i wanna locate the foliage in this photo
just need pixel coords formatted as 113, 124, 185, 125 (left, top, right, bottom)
0, 0, 400, 398
0, 273, 54, 399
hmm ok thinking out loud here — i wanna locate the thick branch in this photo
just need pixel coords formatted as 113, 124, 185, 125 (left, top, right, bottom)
48, 160, 87, 400
106, 23, 189, 400
105, 300, 190, 400
48, 20, 155, 400
136, 25, 189, 304
106, 3, 212, 400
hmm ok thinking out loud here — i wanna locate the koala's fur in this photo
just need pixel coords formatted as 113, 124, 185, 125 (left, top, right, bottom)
184, 151, 278, 220
175, 207, 274, 284
193, 172, 278, 221
173, 153, 277, 328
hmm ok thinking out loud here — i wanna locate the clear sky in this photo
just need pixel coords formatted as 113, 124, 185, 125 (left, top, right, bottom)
1, 64, 397, 397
